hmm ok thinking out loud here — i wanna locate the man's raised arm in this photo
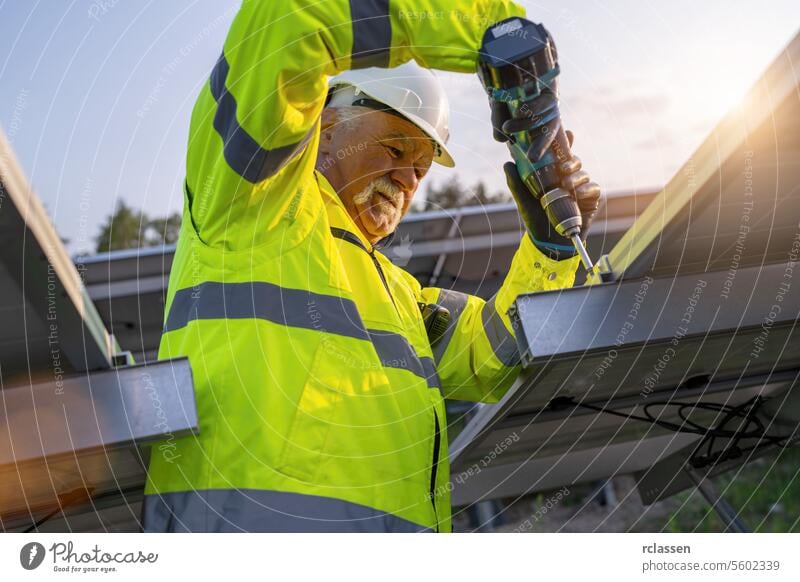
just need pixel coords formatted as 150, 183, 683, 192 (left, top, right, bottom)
186, 0, 525, 248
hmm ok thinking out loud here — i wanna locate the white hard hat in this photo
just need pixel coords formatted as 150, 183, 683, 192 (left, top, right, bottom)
327, 62, 455, 167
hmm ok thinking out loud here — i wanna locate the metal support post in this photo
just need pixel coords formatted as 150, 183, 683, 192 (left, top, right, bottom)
683, 466, 750, 533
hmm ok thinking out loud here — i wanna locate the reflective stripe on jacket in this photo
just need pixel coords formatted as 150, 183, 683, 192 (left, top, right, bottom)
143, 0, 579, 532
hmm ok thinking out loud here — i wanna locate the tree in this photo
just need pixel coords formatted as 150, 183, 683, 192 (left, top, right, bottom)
415, 176, 510, 213
145, 212, 181, 247
94, 200, 181, 252
472, 181, 510, 206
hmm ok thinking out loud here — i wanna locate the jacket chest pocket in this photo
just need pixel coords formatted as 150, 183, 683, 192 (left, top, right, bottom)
276, 339, 431, 487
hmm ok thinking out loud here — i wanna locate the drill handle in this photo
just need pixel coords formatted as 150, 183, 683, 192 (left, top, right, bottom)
530, 124, 572, 193
520, 126, 584, 239
489, 99, 512, 143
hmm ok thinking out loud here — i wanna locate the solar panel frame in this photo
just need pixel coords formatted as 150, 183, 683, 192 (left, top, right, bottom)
0, 129, 114, 382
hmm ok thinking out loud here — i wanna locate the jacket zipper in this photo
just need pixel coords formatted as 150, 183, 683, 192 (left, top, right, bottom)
332, 227, 440, 531
330, 227, 399, 315
368, 250, 400, 314
429, 408, 442, 532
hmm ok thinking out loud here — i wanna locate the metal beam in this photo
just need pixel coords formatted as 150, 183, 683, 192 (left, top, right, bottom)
0, 358, 197, 465
0, 358, 197, 530
512, 263, 799, 366
684, 466, 751, 533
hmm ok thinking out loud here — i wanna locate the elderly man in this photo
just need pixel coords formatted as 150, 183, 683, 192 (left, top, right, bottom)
143, 0, 600, 532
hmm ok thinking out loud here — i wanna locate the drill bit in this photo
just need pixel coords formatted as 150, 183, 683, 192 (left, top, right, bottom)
571, 235, 594, 272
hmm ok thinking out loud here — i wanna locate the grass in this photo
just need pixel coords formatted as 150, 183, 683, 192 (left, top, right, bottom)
640, 446, 800, 532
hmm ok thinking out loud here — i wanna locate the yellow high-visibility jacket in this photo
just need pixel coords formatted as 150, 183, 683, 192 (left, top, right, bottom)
143, 0, 579, 532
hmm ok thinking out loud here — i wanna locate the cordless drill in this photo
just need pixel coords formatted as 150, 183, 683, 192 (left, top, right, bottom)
478, 18, 594, 271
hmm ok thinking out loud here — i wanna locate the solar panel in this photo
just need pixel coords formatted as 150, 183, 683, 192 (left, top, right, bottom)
0, 130, 115, 383
600, 30, 800, 281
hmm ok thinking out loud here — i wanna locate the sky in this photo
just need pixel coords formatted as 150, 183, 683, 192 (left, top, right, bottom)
0, 0, 798, 254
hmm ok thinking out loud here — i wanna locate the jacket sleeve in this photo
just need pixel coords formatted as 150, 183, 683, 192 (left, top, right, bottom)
186, 0, 526, 249
419, 235, 581, 402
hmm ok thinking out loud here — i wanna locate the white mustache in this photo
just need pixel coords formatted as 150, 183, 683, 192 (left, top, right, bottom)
353, 176, 403, 209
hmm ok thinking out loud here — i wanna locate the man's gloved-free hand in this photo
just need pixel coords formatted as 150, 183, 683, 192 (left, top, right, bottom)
504, 130, 602, 261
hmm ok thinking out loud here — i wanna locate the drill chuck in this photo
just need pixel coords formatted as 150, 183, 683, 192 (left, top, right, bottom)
538, 187, 583, 238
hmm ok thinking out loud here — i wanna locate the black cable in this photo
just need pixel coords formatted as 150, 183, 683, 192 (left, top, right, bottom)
573, 396, 796, 469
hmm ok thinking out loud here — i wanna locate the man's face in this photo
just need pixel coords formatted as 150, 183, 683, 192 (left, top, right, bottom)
318, 108, 435, 244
